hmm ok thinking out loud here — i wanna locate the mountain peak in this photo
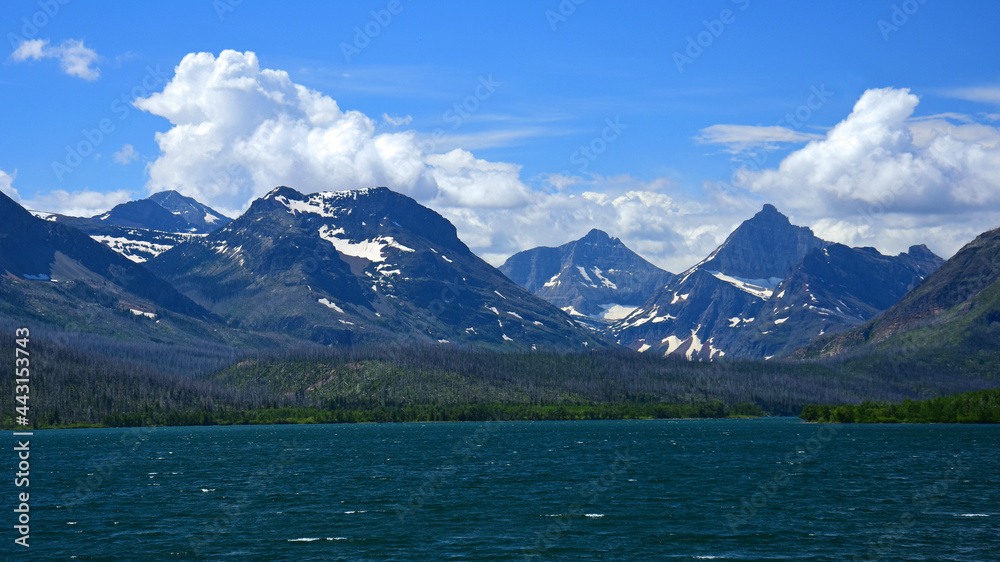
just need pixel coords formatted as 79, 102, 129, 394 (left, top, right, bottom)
698, 204, 824, 280
752, 203, 788, 223
581, 228, 614, 244
906, 244, 936, 259
264, 186, 304, 200
148, 190, 186, 203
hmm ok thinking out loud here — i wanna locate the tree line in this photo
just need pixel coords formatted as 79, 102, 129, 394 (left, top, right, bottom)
799, 389, 1000, 423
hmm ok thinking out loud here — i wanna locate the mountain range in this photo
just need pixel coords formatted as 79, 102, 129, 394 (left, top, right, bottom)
3, 184, 998, 428
2, 186, 974, 364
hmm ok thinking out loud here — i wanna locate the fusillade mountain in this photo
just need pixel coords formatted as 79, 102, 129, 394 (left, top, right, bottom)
149, 186, 606, 350
612, 204, 943, 360
0, 189, 209, 321
50, 189, 230, 234
500, 228, 673, 322
41, 190, 231, 264
798, 225, 1000, 376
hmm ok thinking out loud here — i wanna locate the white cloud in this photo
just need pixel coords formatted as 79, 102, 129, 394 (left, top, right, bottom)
134, 50, 532, 216
10, 39, 100, 81
696, 124, 823, 154
733, 87, 1000, 258
436, 174, 742, 273
21, 189, 133, 218
124, 53, 1000, 270
113, 144, 139, 165
382, 113, 412, 127
944, 86, 1000, 105
0, 169, 20, 202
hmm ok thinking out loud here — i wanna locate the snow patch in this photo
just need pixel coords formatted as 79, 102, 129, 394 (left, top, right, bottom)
318, 225, 414, 263
591, 267, 617, 289
662, 336, 685, 355
709, 271, 780, 300
595, 304, 637, 321
318, 298, 344, 313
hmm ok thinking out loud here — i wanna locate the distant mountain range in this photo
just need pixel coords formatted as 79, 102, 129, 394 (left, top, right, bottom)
2, 186, 967, 364
602, 205, 942, 360
499, 228, 673, 324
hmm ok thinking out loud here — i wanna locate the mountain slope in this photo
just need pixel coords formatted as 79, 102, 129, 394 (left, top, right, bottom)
799, 226, 1000, 371
149, 186, 607, 350
613, 205, 943, 360
499, 228, 673, 321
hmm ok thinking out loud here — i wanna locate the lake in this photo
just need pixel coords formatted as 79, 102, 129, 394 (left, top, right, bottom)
11, 418, 999, 560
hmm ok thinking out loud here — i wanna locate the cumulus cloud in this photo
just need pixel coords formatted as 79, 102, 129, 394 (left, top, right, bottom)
129, 54, 999, 270
732, 87, 1000, 257
134, 50, 532, 216
129, 50, 730, 271
113, 144, 139, 165
11, 39, 101, 81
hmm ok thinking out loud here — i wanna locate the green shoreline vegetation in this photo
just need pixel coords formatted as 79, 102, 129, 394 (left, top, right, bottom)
5, 401, 764, 430
799, 388, 1000, 424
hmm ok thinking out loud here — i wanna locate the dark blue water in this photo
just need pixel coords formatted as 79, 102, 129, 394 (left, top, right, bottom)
6, 418, 999, 560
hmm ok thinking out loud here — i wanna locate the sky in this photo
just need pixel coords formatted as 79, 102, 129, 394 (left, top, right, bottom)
2, 0, 1000, 272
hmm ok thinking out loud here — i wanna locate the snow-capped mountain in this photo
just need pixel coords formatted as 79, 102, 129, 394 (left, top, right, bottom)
148, 186, 608, 350
0, 189, 209, 320
44, 191, 230, 263
612, 204, 943, 360
499, 229, 673, 323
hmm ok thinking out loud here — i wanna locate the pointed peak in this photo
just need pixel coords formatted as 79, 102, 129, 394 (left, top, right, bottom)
580, 228, 614, 243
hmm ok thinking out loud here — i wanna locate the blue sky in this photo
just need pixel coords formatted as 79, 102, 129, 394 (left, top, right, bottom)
3, 0, 1000, 271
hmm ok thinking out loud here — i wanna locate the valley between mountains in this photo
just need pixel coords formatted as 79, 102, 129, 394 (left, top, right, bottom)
1, 185, 998, 427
